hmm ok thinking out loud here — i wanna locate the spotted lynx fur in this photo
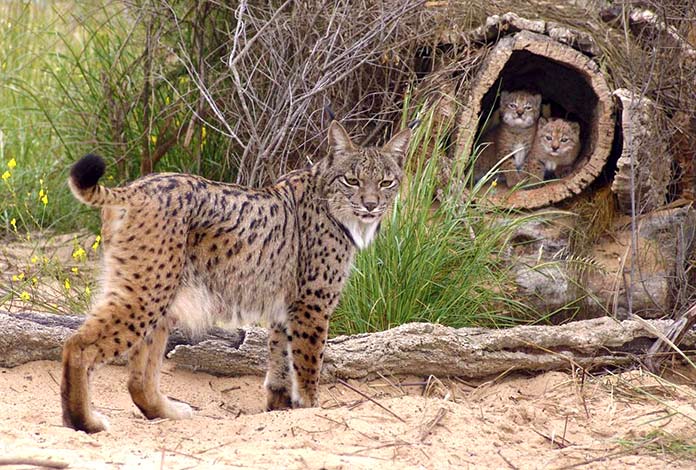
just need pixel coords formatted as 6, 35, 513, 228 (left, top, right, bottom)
474, 90, 542, 187
526, 117, 581, 182
61, 121, 411, 433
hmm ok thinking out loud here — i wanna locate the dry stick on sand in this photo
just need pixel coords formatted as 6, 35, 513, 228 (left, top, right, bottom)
554, 437, 661, 470
418, 407, 448, 443
337, 378, 406, 423
0, 457, 69, 469
497, 449, 521, 470
532, 427, 575, 449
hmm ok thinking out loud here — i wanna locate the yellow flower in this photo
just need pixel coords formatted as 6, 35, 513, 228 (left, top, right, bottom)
201, 126, 207, 140
491, 179, 498, 188
30, 255, 38, 264
7, 158, 16, 169
64, 279, 71, 290
17, 272, 24, 280
41, 194, 48, 205
10, 218, 16, 231
39, 178, 44, 186
39, 188, 44, 198
31, 277, 38, 286
92, 234, 102, 251
72, 247, 86, 261
19, 291, 30, 302
150, 134, 157, 146
12, 273, 24, 282
71, 267, 79, 274
85, 286, 91, 296
2, 170, 10, 181
165, 95, 170, 105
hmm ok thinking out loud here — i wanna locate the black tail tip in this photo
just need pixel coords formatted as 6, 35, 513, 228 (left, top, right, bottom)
70, 154, 106, 190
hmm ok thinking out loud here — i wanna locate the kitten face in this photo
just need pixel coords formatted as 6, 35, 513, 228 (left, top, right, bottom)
536, 117, 581, 169
499, 90, 542, 129
321, 122, 410, 225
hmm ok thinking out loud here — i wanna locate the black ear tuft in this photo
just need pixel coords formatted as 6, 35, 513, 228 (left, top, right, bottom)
70, 154, 106, 190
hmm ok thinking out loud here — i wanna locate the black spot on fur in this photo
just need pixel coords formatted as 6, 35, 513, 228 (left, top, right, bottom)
70, 154, 106, 190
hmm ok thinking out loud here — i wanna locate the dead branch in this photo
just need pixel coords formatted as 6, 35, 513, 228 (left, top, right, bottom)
2, 311, 695, 381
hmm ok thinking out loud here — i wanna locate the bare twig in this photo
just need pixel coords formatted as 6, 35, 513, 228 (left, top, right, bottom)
0, 457, 68, 469
337, 378, 406, 422
418, 407, 447, 442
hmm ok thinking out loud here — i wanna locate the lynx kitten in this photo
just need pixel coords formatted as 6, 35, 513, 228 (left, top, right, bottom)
474, 90, 542, 187
527, 117, 581, 181
61, 121, 411, 433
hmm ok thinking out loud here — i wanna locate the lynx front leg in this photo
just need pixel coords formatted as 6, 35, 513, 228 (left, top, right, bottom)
287, 304, 330, 408
264, 321, 293, 411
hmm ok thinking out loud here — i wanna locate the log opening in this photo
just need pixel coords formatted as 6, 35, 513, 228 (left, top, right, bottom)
455, 31, 615, 209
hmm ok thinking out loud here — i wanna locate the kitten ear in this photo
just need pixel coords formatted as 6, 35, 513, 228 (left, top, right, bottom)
533, 93, 542, 107
500, 90, 510, 102
383, 128, 412, 167
328, 121, 356, 155
570, 121, 581, 135
538, 116, 548, 128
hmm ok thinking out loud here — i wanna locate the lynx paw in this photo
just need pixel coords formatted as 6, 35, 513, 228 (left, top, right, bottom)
162, 398, 194, 420
266, 386, 292, 411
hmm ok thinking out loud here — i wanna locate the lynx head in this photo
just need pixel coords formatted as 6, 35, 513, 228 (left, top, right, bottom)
499, 90, 542, 128
536, 117, 581, 172
317, 121, 411, 248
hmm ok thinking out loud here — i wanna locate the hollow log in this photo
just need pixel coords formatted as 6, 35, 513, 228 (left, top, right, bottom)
453, 30, 615, 209
2, 311, 694, 380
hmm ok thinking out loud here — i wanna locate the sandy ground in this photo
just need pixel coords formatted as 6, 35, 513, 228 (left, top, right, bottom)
1, 361, 696, 469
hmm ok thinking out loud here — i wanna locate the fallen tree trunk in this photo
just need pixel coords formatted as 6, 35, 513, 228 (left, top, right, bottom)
1, 311, 694, 380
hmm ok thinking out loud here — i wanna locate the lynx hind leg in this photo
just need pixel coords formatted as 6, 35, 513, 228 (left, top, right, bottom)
128, 320, 192, 420
62, 305, 144, 433
265, 321, 293, 411
62, 222, 187, 432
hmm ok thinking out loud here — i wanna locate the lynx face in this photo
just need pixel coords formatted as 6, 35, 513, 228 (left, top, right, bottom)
320, 123, 409, 246
536, 117, 581, 171
500, 90, 542, 129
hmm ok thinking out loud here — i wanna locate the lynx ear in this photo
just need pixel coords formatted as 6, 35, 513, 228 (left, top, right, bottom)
570, 121, 581, 135
538, 116, 548, 128
328, 121, 355, 155
383, 128, 411, 167
500, 90, 510, 103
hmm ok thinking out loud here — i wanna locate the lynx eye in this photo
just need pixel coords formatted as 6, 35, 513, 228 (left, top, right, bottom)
561, 137, 569, 143
341, 176, 359, 187
545, 135, 552, 141
379, 179, 396, 189
507, 103, 515, 109
524, 105, 532, 110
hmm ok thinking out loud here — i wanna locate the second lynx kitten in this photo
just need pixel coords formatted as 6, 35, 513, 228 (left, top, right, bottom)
475, 90, 542, 186
527, 117, 581, 181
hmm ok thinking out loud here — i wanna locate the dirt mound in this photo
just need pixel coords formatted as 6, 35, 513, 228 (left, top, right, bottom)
1, 361, 695, 469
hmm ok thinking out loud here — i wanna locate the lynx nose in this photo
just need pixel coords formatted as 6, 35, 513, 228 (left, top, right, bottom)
363, 201, 378, 212
516, 108, 524, 116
